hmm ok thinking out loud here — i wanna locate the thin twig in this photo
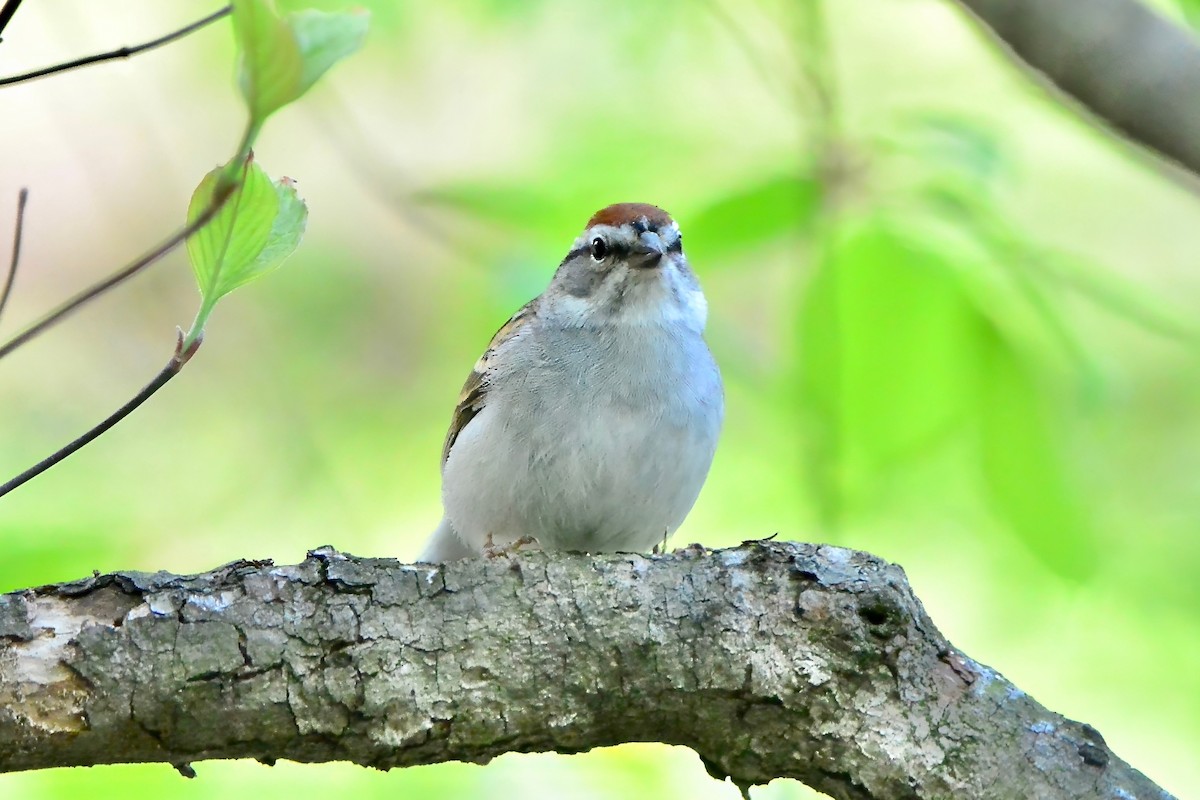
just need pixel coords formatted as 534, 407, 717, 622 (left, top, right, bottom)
0, 330, 202, 499
0, 182, 235, 361
0, 0, 24, 44
0, 188, 28, 323
0, 6, 231, 87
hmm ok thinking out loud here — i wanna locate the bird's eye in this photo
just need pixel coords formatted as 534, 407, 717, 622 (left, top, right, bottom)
589, 237, 608, 261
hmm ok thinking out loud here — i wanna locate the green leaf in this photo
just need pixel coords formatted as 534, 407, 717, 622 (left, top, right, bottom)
233, 0, 303, 125
187, 158, 280, 304
233, 1, 368, 128
288, 9, 370, 99
687, 174, 820, 260
232, 175, 308, 295
799, 220, 986, 517
978, 329, 1095, 580
184, 161, 307, 348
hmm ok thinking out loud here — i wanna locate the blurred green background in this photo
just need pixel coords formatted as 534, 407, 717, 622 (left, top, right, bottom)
2, 1, 1198, 797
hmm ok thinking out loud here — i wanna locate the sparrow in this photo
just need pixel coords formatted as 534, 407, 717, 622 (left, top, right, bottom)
417, 202, 723, 561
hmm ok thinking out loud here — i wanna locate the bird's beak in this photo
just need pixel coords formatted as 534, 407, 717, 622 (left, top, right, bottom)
631, 231, 666, 268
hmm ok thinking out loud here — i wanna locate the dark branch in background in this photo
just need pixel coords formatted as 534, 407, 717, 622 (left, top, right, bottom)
0, 178, 236, 496
0, 3, 250, 499
0, 330, 201, 499
952, 0, 1200, 183
0, 6, 231, 87
0, 542, 1173, 799
0, 0, 23, 44
0, 184, 234, 361
0, 188, 27, 322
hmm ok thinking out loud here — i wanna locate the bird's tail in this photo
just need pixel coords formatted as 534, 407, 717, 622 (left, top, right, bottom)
416, 517, 476, 563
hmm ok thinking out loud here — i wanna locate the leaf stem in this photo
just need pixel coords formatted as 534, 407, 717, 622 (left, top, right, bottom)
0, 187, 28, 324
0, 331, 202, 499
0, 6, 231, 87
0, 180, 237, 361
182, 297, 217, 351
228, 124, 262, 180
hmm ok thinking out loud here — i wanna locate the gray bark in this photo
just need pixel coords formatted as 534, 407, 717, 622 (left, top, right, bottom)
0, 541, 1173, 799
953, 0, 1200, 181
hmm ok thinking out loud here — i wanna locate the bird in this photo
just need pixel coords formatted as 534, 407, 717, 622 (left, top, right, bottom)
417, 202, 723, 562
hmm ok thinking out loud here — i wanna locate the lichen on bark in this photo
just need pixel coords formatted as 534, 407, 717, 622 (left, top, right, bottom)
0, 542, 1175, 800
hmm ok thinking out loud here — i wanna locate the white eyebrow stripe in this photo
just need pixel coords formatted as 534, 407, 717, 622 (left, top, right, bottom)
578, 222, 682, 247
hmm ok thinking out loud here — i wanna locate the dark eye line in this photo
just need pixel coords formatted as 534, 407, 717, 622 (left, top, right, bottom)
563, 245, 589, 263
599, 242, 631, 259
562, 240, 640, 265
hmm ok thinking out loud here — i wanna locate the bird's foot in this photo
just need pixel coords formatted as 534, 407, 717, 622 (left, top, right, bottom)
652, 529, 670, 555
483, 533, 540, 558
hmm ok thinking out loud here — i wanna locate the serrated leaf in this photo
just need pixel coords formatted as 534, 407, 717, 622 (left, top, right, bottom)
978, 329, 1095, 580
223, 176, 308, 295
234, 0, 303, 124
187, 158, 279, 303
288, 9, 370, 99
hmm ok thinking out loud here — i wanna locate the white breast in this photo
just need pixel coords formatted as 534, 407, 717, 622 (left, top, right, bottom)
441, 321, 723, 553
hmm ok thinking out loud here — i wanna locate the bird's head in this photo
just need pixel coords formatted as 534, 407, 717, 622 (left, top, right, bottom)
543, 202, 707, 331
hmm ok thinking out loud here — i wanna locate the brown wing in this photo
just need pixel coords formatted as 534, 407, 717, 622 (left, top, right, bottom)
441, 299, 538, 467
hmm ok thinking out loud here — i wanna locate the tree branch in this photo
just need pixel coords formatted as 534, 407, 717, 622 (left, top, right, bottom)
0, 0, 23, 44
0, 541, 1172, 799
0, 180, 235, 361
951, 0, 1200, 182
0, 6, 231, 87
0, 188, 28, 324
0, 329, 201, 499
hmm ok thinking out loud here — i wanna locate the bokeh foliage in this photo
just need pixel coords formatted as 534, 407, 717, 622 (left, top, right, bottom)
1, 1, 1197, 798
